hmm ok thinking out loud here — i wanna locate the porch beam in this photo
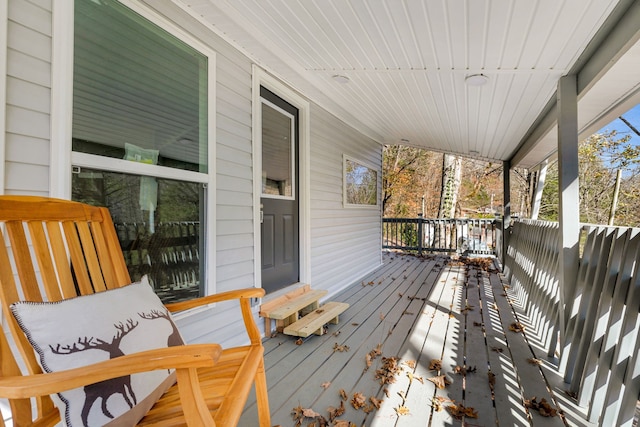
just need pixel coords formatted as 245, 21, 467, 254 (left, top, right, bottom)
556, 75, 581, 377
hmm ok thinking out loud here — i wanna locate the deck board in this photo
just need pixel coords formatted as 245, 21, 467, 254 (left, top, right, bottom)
240, 252, 591, 426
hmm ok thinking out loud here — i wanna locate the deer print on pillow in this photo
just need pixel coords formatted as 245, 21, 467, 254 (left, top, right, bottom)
50, 319, 140, 426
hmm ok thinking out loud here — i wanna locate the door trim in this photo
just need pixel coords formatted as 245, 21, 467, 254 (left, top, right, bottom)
252, 65, 311, 291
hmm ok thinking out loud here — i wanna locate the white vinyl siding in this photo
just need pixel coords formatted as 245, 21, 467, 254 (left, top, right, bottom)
310, 105, 383, 297
5, 0, 51, 195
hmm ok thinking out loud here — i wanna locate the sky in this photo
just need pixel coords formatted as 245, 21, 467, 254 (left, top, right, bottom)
597, 103, 640, 146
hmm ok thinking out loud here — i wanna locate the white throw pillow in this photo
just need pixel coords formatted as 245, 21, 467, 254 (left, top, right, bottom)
11, 276, 184, 427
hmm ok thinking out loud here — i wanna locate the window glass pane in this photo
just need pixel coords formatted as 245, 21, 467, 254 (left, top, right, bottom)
72, 168, 205, 304
73, 0, 208, 173
262, 102, 293, 197
345, 158, 378, 205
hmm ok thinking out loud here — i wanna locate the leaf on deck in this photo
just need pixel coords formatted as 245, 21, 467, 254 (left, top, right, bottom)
446, 402, 479, 420
527, 358, 542, 365
295, 338, 303, 345
370, 396, 383, 409
351, 392, 367, 409
302, 408, 321, 418
427, 374, 451, 389
488, 372, 496, 390
509, 322, 525, 333
333, 342, 350, 352
395, 405, 411, 416
375, 356, 401, 385
328, 400, 345, 421
454, 365, 476, 375
403, 359, 416, 369
524, 396, 558, 417
339, 389, 348, 401
321, 381, 331, 389
429, 359, 442, 371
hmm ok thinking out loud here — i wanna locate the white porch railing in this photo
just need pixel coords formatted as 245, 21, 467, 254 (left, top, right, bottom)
504, 219, 640, 426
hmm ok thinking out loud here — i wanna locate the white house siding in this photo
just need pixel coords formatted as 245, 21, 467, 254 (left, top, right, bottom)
309, 105, 383, 298
5, 0, 51, 195
1, 0, 383, 348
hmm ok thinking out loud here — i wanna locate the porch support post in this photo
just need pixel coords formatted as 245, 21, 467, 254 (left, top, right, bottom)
530, 159, 548, 220
502, 160, 511, 267
556, 75, 580, 376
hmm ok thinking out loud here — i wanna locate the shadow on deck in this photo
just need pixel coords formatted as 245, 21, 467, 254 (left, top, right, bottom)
241, 252, 592, 426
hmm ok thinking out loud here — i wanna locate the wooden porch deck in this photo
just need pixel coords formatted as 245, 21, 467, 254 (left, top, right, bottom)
241, 252, 593, 426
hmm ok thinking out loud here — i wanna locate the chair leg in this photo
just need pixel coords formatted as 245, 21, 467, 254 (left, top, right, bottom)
255, 359, 271, 427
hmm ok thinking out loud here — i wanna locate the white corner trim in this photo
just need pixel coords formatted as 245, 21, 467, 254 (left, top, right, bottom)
252, 65, 312, 288
50, 0, 74, 199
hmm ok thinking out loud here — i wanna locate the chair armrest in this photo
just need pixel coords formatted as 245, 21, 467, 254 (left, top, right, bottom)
0, 343, 221, 399
165, 287, 265, 313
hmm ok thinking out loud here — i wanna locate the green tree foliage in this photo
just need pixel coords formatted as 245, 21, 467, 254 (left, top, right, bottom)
539, 131, 640, 226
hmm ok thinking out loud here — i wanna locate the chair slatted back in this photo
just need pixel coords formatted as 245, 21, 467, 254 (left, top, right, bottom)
0, 196, 133, 425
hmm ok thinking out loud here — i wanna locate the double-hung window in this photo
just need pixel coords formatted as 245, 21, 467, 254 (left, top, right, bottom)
71, 0, 215, 303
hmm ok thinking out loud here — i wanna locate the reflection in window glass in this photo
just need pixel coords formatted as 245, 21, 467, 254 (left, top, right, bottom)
262, 102, 293, 197
345, 158, 378, 206
72, 168, 205, 304
73, 0, 208, 173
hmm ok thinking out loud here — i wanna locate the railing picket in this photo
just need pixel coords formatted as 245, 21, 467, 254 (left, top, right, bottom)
382, 217, 497, 255
503, 219, 640, 425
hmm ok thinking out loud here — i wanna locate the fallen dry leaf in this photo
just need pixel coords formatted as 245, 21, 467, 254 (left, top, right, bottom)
302, 408, 321, 418
295, 338, 303, 345
333, 343, 350, 352
454, 365, 476, 375
488, 372, 496, 390
380, 312, 385, 320
446, 402, 478, 420
473, 321, 483, 327
491, 346, 504, 353
351, 392, 367, 409
375, 356, 401, 385
333, 421, 351, 427
509, 322, 525, 333
403, 359, 416, 369
395, 405, 410, 416
429, 359, 442, 371
328, 400, 345, 421
524, 396, 558, 417
527, 358, 542, 365
370, 396, 383, 409
427, 374, 452, 389
321, 381, 331, 389
339, 389, 348, 401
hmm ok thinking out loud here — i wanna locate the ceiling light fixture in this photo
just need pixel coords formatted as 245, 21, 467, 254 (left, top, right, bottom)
332, 74, 350, 84
465, 74, 489, 86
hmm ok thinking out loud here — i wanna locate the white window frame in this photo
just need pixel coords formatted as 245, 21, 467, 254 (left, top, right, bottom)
51, 0, 217, 300
343, 154, 380, 209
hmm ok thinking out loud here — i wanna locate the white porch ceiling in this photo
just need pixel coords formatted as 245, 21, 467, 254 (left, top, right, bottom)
176, 0, 638, 168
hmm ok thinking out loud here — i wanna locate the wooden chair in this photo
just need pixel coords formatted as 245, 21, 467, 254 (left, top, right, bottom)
0, 196, 270, 426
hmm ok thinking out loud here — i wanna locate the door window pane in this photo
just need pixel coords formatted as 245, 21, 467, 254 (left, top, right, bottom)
73, 0, 208, 173
262, 102, 294, 197
72, 168, 204, 304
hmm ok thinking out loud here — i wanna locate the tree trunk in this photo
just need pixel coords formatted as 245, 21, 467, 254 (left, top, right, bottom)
435, 154, 462, 248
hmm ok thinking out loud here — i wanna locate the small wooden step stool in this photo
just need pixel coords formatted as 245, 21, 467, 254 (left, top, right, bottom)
259, 285, 328, 334
259, 285, 348, 338
283, 301, 349, 337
